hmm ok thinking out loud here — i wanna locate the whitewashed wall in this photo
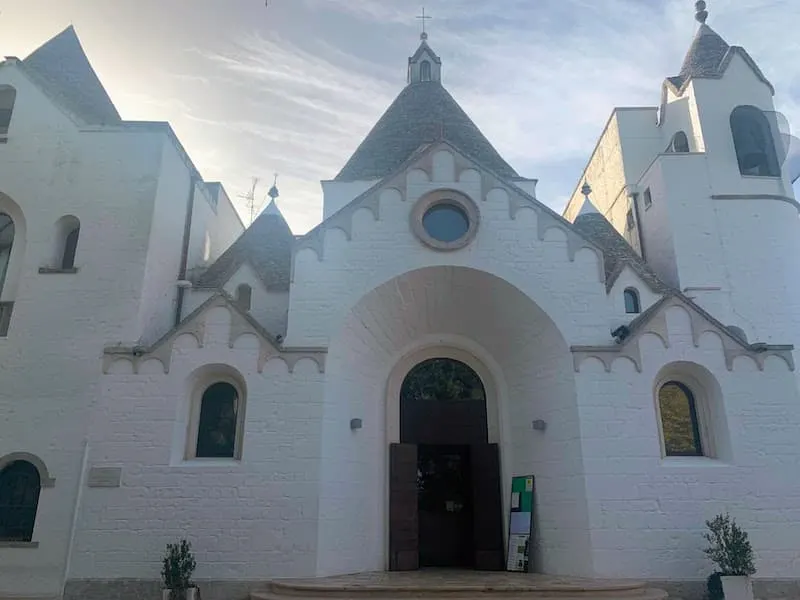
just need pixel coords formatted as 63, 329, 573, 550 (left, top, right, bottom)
306, 147, 613, 576
69, 304, 325, 581
287, 146, 612, 350
575, 305, 800, 579
317, 265, 593, 577
222, 263, 289, 338
0, 64, 173, 597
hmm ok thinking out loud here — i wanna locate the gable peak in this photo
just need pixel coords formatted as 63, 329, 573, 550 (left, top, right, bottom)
22, 24, 120, 125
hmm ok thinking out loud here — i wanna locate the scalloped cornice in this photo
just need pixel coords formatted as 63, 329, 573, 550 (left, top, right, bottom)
572, 294, 794, 373
103, 293, 326, 374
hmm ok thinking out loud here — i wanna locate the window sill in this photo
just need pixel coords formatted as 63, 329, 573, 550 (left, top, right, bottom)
740, 175, 782, 181
0, 541, 39, 548
660, 456, 728, 467
172, 458, 243, 468
39, 267, 79, 274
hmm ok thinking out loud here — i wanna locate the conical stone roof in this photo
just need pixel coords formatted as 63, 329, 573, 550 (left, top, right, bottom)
668, 24, 730, 89
23, 26, 120, 125
573, 211, 668, 293
195, 201, 294, 291
335, 81, 517, 181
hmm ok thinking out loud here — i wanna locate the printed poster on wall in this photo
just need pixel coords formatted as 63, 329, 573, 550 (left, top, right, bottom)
506, 475, 534, 572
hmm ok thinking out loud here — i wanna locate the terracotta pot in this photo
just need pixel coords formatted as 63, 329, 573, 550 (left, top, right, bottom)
721, 576, 754, 600
162, 587, 198, 600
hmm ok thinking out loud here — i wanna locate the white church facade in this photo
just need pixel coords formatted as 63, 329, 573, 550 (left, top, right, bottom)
1, 6, 800, 600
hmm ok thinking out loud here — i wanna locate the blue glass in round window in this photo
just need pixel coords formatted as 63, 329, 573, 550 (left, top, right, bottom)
422, 203, 470, 243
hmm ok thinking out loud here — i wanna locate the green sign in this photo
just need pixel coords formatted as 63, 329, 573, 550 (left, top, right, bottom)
506, 475, 534, 572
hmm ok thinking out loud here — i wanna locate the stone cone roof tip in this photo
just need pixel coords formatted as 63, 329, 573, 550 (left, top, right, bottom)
577, 196, 601, 218
335, 81, 518, 181
668, 23, 731, 89
262, 198, 283, 217
22, 25, 121, 125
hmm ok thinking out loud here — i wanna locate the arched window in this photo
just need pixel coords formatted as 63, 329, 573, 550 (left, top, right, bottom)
624, 288, 641, 314
657, 381, 703, 457
671, 131, 690, 153
0, 460, 41, 542
194, 382, 243, 459
235, 284, 252, 311
0, 212, 14, 295
0, 86, 17, 140
730, 105, 780, 177
420, 60, 432, 82
62, 224, 80, 270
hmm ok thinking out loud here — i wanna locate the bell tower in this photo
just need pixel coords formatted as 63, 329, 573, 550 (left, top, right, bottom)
635, 0, 800, 345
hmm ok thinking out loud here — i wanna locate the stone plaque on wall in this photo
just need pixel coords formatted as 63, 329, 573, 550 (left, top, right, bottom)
87, 466, 122, 488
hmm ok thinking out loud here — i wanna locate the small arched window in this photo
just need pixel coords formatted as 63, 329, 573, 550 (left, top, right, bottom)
624, 288, 641, 314
0, 86, 17, 140
658, 381, 703, 457
236, 284, 252, 311
671, 131, 690, 153
0, 212, 14, 296
62, 225, 80, 270
0, 460, 41, 542
53, 216, 80, 271
420, 60, 432, 82
730, 105, 780, 177
194, 382, 243, 459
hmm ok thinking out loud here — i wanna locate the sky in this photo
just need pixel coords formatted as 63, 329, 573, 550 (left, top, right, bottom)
2, 0, 800, 233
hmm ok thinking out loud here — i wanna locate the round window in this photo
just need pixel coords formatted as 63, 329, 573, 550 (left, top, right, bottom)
410, 190, 479, 251
422, 203, 470, 243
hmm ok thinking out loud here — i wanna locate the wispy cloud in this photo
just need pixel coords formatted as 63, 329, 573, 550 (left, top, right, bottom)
78, 0, 800, 231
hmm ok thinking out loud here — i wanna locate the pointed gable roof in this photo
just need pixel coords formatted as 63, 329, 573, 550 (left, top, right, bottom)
409, 39, 441, 65
22, 26, 121, 125
335, 81, 518, 182
194, 200, 294, 291
666, 24, 774, 94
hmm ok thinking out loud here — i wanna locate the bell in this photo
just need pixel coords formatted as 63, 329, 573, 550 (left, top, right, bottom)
740, 149, 768, 172
734, 120, 769, 172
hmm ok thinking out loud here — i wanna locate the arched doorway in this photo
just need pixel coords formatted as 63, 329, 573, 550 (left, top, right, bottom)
390, 357, 504, 571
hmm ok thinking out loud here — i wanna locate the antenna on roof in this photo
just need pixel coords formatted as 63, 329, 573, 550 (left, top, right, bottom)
239, 177, 264, 225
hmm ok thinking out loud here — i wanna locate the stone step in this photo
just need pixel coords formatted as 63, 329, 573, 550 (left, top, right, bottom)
251, 572, 669, 600
254, 590, 669, 600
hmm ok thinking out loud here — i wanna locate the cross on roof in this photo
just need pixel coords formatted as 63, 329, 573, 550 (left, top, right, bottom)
416, 7, 432, 38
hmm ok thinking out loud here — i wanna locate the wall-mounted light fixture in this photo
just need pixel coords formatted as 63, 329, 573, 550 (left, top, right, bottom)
532, 419, 547, 432
350, 418, 363, 431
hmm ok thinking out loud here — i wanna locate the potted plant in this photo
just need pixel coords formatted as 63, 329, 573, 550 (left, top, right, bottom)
161, 539, 198, 600
703, 513, 756, 600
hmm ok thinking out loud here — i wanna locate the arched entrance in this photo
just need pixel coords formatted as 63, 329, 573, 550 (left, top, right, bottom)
390, 357, 504, 571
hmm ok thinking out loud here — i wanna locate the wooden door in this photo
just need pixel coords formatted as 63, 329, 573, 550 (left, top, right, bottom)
389, 443, 419, 571
471, 443, 505, 570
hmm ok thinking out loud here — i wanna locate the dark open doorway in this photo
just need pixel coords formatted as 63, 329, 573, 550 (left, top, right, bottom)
418, 444, 474, 568
389, 357, 504, 571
